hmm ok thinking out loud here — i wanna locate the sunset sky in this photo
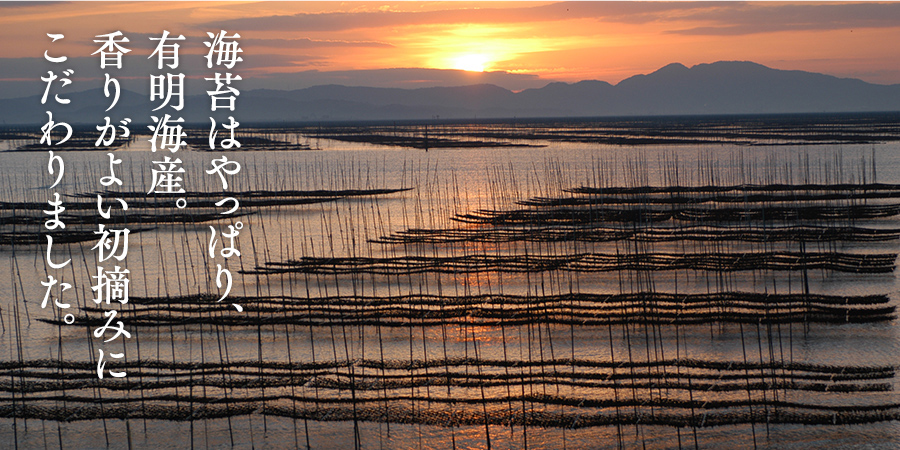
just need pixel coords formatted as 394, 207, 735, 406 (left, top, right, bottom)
1, 1, 899, 98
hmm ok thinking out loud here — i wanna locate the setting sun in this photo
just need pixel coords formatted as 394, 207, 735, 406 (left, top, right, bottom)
452, 54, 490, 72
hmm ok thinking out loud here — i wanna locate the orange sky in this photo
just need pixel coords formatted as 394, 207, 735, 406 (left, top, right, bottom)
1, 1, 899, 97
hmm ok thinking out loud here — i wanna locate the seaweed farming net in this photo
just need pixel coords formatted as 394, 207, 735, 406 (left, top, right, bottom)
2, 141, 900, 448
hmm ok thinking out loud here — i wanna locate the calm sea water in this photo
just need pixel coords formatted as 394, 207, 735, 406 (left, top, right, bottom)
2, 123, 899, 449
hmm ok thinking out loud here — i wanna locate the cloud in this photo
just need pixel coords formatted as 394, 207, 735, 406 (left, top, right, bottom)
224, 68, 555, 92
0, 56, 553, 99
197, 2, 900, 38
0, 53, 315, 78
0, 52, 322, 99
667, 3, 900, 35
242, 37, 393, 49
0, 1, 67, 9
198, 2, 692, 32
117, 33, 391, 52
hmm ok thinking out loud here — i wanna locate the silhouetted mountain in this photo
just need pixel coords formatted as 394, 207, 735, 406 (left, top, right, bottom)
606, 61, 900, 115
3, 61, 900, 125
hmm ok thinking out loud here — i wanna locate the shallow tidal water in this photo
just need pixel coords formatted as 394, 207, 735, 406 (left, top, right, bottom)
2, 122, 900, 448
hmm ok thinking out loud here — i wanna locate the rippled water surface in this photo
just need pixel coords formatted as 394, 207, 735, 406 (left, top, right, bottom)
2, 118, 900, 448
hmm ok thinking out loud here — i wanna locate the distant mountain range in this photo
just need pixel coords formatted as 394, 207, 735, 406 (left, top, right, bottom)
4, 61, 900, 125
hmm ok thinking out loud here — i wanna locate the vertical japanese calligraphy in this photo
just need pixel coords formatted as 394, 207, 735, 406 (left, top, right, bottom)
36, 29, 248, 379
40, 34, 75, 341
205, 30, 244, 311
91, 31, 132, 379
